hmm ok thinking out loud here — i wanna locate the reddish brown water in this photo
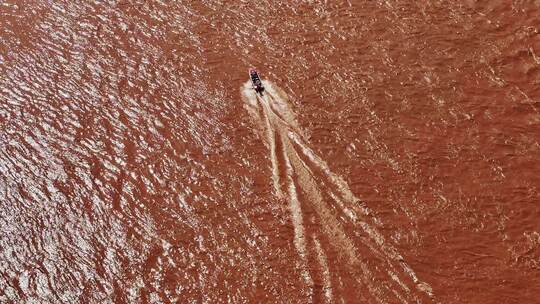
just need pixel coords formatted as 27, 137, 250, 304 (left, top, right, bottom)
1, 1, 539, 303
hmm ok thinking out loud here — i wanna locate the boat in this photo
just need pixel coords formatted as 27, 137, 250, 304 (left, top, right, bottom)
249, 68, 265, 96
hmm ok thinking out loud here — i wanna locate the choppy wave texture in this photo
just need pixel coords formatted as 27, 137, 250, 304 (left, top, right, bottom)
1, 0, 539, 303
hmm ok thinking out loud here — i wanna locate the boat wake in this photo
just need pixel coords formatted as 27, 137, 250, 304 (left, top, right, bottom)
241, 80, 433, 303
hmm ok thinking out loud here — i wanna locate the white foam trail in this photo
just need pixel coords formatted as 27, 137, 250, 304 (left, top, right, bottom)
263, 101, 282, 197
240, 80, 433, 302
285, 141, 380, 298
287, 126, 431, 293
243, 82, 313, 298
314, 237, 333, 303
281, 109, 315, 301
282, 136, 308, 259
242, 83, 281, 196
288, 131, 371, 216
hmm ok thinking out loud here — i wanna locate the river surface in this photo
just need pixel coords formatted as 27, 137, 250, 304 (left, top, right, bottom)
1, 1, 539, 303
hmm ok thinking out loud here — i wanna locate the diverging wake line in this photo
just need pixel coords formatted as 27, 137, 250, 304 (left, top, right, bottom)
241, 80, 433, 303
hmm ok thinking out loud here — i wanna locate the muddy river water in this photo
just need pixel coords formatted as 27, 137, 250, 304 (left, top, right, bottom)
1, 1, 539, 303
